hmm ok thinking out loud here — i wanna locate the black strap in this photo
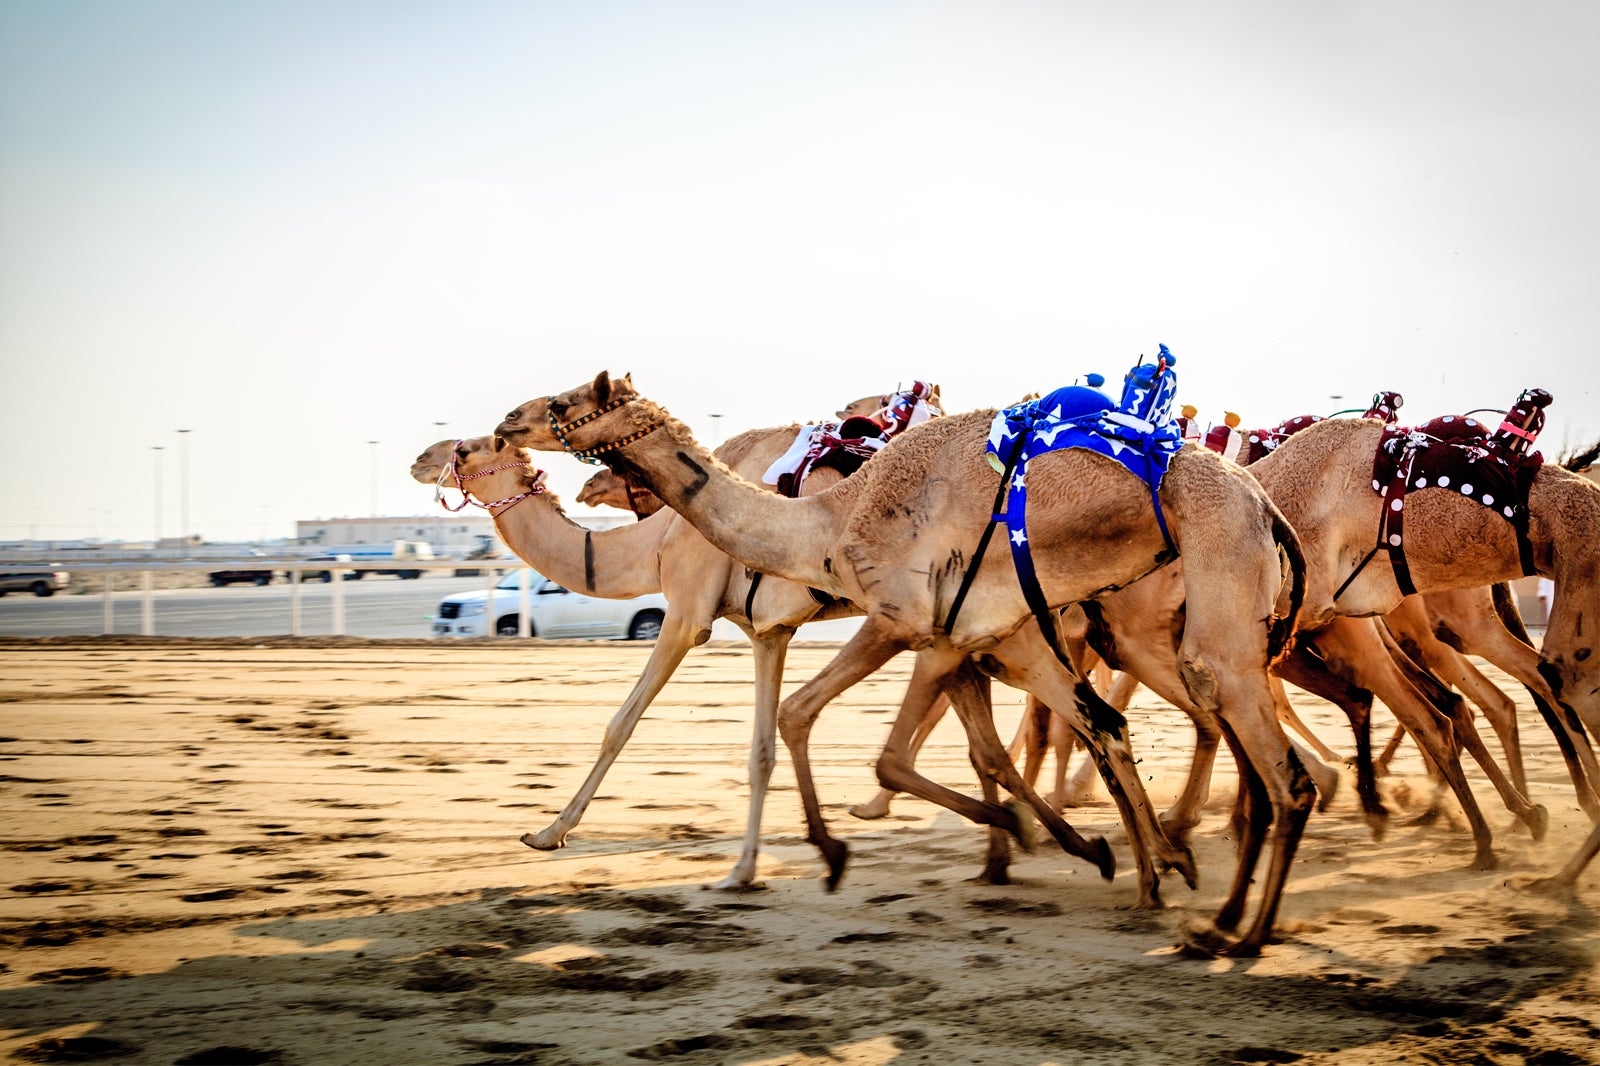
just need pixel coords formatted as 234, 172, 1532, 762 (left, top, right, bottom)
942, 433, 1024, 635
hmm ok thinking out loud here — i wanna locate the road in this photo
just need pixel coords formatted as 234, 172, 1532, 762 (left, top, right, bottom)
0, 572, 864, 641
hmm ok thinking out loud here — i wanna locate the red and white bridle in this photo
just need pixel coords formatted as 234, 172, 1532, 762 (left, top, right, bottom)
434, 440, 546, 516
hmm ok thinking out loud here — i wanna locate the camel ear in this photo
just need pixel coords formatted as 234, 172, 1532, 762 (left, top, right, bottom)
593, 371, 613, 406
492, 435, 506, 450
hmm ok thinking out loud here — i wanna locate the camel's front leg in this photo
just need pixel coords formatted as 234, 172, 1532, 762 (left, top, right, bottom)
1528, 819, 1600, 893
522, 610, 699, 851
1274, 640, 1387, 836
712, 625, 795, 891
776, 616, 903, 890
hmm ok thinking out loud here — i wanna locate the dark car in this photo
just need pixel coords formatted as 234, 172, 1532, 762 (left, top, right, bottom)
209, 568, 273, 587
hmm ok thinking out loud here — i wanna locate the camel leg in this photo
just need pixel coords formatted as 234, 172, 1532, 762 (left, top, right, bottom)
1387, 595, 1528, 794
1274, 641, 1387, 836
522, 609, 697, 851
1528, 820, 1600, 893
848, 692, 951, 821
1013, 695, 1051, 790
938, 663, 1116, 880
984, 624, 1195, 909
1061, 671, 1138, 806
712, 626, 793, 890
1315, 617, 1499, 870
1375, 623, 1548, 840
1374, 723, 1407, 776
1432, 585, 1600, 818
776, 616, 904, 890
1272, 675, 1343, 765
1172, 590, 1316, 956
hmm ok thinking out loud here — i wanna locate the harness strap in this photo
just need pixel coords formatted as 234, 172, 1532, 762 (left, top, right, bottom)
942, 431, 1023, 635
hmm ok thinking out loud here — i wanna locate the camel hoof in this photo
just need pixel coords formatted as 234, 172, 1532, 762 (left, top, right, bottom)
1404, 808, 1443, 829
705, 877, 768, 893
1525, 803, 1550, 841
1090, 836, 1116, 882
1469, 849, 1499, 872
1523, 875, 1576, 897
848, 796, 893, 821
1364, 810, 1389, 842
1004, 799, 1039, 853
821, 840, 850, 892
521, 830, 565, 851
1159, 847, 1200, 891
1175, 919, 1233, 958
976, 863, 1012, 886
1313, 771, 1340, 812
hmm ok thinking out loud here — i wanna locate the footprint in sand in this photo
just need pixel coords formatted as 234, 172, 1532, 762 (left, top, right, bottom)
12, 1036, 142, 1063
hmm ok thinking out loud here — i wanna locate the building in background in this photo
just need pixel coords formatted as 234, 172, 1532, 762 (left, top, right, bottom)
293, 512, 632, 556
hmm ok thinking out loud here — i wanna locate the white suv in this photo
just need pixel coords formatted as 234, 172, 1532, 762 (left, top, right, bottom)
432, 570, 667, 640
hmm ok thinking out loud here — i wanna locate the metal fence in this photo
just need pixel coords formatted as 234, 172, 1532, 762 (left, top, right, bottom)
5, 559, 533, 638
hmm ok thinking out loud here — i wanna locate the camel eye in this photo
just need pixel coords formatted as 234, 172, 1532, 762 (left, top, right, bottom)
503, 408, 522, 424
548, 399, 569, 418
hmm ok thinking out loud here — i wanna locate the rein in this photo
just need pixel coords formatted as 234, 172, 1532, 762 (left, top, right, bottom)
547, 397, 662, 465
434, 441, 546, 517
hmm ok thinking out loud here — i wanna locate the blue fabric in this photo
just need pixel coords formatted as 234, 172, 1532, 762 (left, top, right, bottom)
984, 347, 1184, 596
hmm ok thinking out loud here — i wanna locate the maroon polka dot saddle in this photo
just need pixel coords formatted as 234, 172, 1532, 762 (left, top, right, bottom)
1366, 388, 1550, 595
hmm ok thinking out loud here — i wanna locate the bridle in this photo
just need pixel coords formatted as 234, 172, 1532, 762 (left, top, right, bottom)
434, 441, 546, 516
546, 395, 661, 465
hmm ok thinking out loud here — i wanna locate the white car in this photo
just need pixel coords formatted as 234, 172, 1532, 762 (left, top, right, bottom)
431, 570, 667, 640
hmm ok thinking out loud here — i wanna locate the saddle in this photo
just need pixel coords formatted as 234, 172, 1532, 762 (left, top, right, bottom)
1367, 388, 1549, 594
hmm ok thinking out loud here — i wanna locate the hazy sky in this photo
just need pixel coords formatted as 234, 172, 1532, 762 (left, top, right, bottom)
2, 0, 1596, 543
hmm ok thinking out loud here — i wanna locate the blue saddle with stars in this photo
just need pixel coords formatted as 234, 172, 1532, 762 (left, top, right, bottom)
986, 345, 1182, 569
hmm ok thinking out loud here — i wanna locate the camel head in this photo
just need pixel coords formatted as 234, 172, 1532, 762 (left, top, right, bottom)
410, 435, 548, 511
836, 382, 943, 424
496, 371, 664, 461
576, 468, 667, 517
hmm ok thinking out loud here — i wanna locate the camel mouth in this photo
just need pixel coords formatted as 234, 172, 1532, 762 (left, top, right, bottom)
408, 461, 441, 484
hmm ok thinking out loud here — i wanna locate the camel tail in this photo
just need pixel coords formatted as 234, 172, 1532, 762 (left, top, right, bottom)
1267, 506, 1307, 665
1560, 440, 1600, 473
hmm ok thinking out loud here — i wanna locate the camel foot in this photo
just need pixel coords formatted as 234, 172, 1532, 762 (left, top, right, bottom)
1158, 846, 1200, 892
1469, 848, 1499, 872
818, 838, 850, 892
1404, 807, 1443, 829
976, 862, 1012, 886
705, 874, 768, 893
848, 793, 894, 821
1364, 810, 1389, 842
1004, 799, 1038, 853
1311, 767, 1340, 812
1523, 803, 1550, 842
521, 830, 566, 851
1157, 814, 1195, 851
1523, 874, 1577, 897
1089, 835, 1116, 881
1175, 919, 1233, 959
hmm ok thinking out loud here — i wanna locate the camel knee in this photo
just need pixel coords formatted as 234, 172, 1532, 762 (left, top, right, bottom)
875, 751, 916, 794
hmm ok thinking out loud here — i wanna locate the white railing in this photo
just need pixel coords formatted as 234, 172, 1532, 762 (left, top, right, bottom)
6, 559, 528, 638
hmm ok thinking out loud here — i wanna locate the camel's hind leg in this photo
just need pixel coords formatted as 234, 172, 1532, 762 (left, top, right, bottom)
1313, 617, 1500, 869
776, 615, 903, 890
1274, 641, 1386, 835
1528, 820, 1600, 893
1430, 585, 1600, 818
937, 663, 1115, 880
522, 608, 698, 851
984, 623, 1194, 910
849, 693, 951, 821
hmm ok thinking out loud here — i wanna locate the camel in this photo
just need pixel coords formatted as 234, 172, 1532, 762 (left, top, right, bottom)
496, 367, 1311, 956
412, 430, 861, 890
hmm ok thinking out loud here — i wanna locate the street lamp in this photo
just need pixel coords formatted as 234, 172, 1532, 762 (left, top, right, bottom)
709, 413, 723, 446
151, 445, 165, 547
367, 440, 380, 544
176, 429, 192, 546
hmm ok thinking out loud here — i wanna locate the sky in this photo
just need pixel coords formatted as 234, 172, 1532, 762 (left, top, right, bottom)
2, 0, 1596, 544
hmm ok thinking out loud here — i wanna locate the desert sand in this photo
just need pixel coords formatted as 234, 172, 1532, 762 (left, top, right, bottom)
0, 636, 1596, 1066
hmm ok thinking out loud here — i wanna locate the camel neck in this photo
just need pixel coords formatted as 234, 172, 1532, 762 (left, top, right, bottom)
490, 493, 669, 598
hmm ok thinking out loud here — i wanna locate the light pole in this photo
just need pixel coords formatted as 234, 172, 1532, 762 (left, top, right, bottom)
709, 413, 723, 446
151, 445, 165, 547
367, 440, 380, 544
176, 429, 192, 546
